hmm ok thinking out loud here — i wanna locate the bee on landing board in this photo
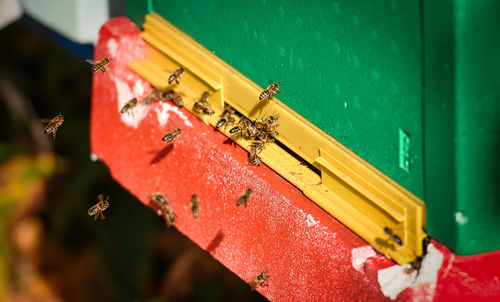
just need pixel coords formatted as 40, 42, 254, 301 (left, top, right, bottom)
151, 192, 176, 227
144, 89, 161, 105
193, 91, 214, 115
41, 113, 64, 139
236, 188, 253, 207
121, 97, 138, 116
250, 270, 270, 290
162, 128, 182, 143
216, 105, 236, 129
259, 83, 280, 101
383, 226, 403, 246
167, 67, 185, 85
86, 57, 110, 73
229, 117, 258, 139
189, 194, 200, 218
248, 141, 264, 166
87, 194, 110, 221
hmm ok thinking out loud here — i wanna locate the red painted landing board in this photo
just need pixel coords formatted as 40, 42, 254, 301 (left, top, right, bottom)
90, 17, 500, 302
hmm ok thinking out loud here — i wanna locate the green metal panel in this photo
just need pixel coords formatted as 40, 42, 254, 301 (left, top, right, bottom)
127, 0, 425, 199
424, 0, 500, 254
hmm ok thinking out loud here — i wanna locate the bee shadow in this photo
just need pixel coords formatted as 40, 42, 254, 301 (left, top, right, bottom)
206, 229, 224, 254
375, 237, 396, 251
149, 144, 174, 165
222, 138, 238, 148
249, 99, 268, 117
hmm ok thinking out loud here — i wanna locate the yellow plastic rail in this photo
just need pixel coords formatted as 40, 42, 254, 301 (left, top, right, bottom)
130, 12, 427, 265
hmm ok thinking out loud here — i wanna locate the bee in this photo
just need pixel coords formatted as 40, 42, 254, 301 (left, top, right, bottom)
193, 91, 214, 115
170, 91, 184, 107
199, 91, 211, 103
406, 236, 432, 274
248, 152, 261, 166
41, 113, 64, 138
259, 83, 280, 101
383, 226, 403, 246
87, 194, 110, 221
121, 97, 138, 116
163, 210, 177, 227
144, 89, 161, 105
250, 270, 270, 290
248, 141, 265, 166
216, 105, 236, 129
162, 128, 182, 143
189, 194, 200, 218
229, 117, 257, 139
152, 192, 168, 207
202, 107, 215, 115
255, 114, 279, 138
168, 67, 184, 85
86, 57, 110, 73
151, 192, 176, 227
236, 188, 253, 207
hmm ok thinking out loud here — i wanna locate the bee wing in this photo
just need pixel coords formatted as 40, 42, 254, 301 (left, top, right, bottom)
40, 118, 51, 123
86, 59, 96, 64
99, 212, 106, 220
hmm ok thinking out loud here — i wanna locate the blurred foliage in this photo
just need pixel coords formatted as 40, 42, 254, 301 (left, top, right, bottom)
0, 16, 266, 302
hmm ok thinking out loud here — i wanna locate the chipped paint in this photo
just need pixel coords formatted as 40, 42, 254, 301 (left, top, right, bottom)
305, 214, 318, 227
154, 102, 193, 128
454, 211, 469, 225
90, 153, 99, 162
377, 244, 443, 300
351, 245, 377, 273
114, 78, 150, 129
107, 38, 117, 57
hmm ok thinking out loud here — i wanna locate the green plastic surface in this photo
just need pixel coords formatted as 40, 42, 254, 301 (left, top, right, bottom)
126, 0, 500, 254
423, 0, 500, 254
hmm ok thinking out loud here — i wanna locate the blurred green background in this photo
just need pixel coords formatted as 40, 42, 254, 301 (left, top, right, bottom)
0, 16, 266, 302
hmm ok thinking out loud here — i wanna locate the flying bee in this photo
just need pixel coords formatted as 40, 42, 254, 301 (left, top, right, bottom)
236, 188, 253, 207
384, 226, 403, 246
259, 83, 280, 101
250, 270, 270, 291
121, 97, 138, 116
167, 67, 184, 85
216, 105, 236, 129
41, 113, 64, 138
87, 194, 110, 221
162, 128, 182, 143
86, 57, 110, 73
189, 194, 200, 218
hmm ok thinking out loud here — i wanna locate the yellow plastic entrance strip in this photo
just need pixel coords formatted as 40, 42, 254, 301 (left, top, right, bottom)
130, 12, 427, 265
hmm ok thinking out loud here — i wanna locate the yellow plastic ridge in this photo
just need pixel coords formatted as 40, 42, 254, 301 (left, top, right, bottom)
130, 12, 427, 265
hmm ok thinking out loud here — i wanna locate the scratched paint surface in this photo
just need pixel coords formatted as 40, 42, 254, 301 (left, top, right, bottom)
90, 18, 500, 302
